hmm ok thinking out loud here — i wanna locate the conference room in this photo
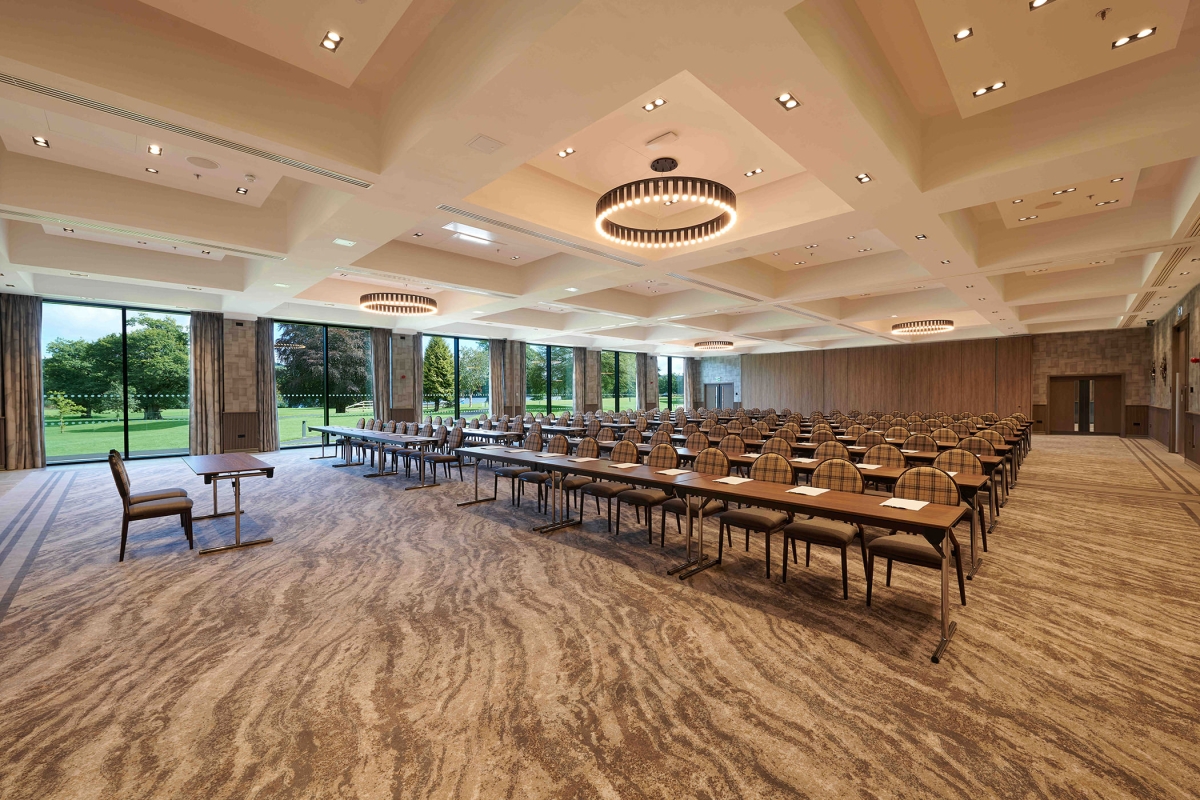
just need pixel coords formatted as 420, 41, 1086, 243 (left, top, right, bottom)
0, 1, 1195, 797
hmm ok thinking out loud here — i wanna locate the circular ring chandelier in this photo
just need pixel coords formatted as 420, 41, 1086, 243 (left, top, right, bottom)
892, 319, 954, 335
694, 340, 734, 351
359, 292, 438, 316
596, 176, 736, 249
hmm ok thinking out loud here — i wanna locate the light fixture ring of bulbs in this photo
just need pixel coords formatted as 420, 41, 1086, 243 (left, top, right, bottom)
891, 319, 954, 336
595, 176, 736, 249
359, 292, 438, 316
694, 340, 734, 351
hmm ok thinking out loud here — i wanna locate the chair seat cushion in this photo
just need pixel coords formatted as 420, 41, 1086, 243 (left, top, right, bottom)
620, 488, 670, 507
495, 466, 531, 478
866, 533, 941, 566
557, 475, 592, 490
580, 481, 632, 498
717, 508, 788, 531
128, 488, 188, 505
518, 471, 551, 484
783, 518, 857, 546
127, 496, 193, 519
424, 453, 459, 463
661, 496, 725, 516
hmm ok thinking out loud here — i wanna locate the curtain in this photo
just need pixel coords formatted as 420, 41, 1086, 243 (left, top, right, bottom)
411, 333, 423, 419
255, 318, 279, 452
189, 311, 224, 455
1, 294, 45, 470
684, 357, 702, 410
489, 339, 505, 417
572, 347, 588, 415
635, 353, 656, 411
504, 341, 526, 416
371, 328, 391, 421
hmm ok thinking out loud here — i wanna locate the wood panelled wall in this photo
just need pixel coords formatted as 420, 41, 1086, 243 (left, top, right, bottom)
741, 337, 1033, 415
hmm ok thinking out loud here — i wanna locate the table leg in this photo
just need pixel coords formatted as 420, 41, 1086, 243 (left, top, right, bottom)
310, 433, 338, 460
333, 437, 365, 467
193, 477, 242, 522
967, 496, 982, 579
677, 500, 718, 579
535, 467, 579, 534
363, 444, 392, 478
458, 457, 497, 506
198, 474, 273, 555
405, 443, 437, 491
931, 536, 956, 664
987, 474, 997, 534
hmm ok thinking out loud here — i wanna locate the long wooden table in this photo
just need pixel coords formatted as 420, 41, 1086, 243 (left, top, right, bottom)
183, 453, 275, 555
311, 426, 441, 489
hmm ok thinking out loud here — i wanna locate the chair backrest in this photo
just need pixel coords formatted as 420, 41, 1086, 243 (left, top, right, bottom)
894, 466, 960, 506
694, 447, 730, 477
597, 427, 615, 442
525, 432, 543, 452
356, 418, 366, 429
883, 426, 908, 440
710, 424, 728, 439
934, 448, 982, 474
658, 421, 674, 436
108, 449, 132, 509
931, 428, 960, 445
683, 423, 699, 436
871, 421, 889, 432
445, 426, 465, 450
907, 421, 931, 435
547, 434, 570, 455
811, 458, 864, 493
864, 443, 905, 467
575, 437, 600, 458
432, 416, 441, 425
717, 434, 746, 456
775, 428, 797, 443
623, 428, 643, 443
528, 422, 542, 438
384, 420, 396, 433
648, 429, 671, 447
749, 452, 793, 484
844, 424, 867, 438
610, 439, 639, 464
810, 428, 836, 444
467, 418, 479, 429
958, 436, 995, 456
741, 426, 763, 442
853, 431, 883, 448
993, 422, 1016, 438
969, 416, 986, 428
761, 436, 792, 458
1013, 412, 1028, 423
647, 443, 679, 469
814, 440, 850, 462
906, 414, 923, 423
373, 419, 384, 431
903, 433, 938, 452
419, 423, 433, 437
977, 429, 1005, 447
726, 419, 743, 433
684, 431, 709, 451
949, 422, 972, 437
635, 417, 648, 431
433, 425, 448, 446
584, 418, 601, 437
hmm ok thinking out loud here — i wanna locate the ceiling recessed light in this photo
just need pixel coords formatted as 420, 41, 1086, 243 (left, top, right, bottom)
1111, 177, 1124, 183
1095, 199, 1119, 206
1029, 0, 1056, 9
145, 167, 158, 174
805, 244, 819, 249
915, 234, 927, 240
137, 241, 147, 245
941, 259, 951, 264
1181, 271, 1192, 275
914, 285, 925, 289
891, 315, 898, 318
794, 261, 804, 265
954, 28, 974, 42
1012, 199, 1024, 204
855, 173, 872, 183
1168, 285, 1177, 289
412, 232, 423, 237
557, 147, 575, 158
858, 248, 872, 252
965, 284, 974, 288
1090, 260, 1105, 265
147, 144, 162, 156
69, 272, 87, 276
236, 187, 248, 195
32, 136, 49, 148
332, 238, 356, 247
187, 286, 201, 291
992, 311, 999, 314
846, 235, 856, 240
1018, 215, 1038, 221
62, 227, 74, 233
973, 82, 1006, 98
643, 98, 667, 112
744, 167, 763, 177
977, 297, 987, 301
775, 92, 800, 110
322, 31, 344, 51
566, 287, 578, 292
274, 283, 290, 288
201, 250, 211, 255
1052, 188, 1076, 195
1113, 27, 1155, 48
510, 256, 521, 260
1032, 268, 1048, 273
772, 251, 780, 256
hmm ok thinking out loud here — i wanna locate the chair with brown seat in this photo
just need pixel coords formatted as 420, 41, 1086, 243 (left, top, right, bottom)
903, 433, 938, 452
865, 467, 967, 620
556, 436, 599, 511
934, 447, 987, 551
422, 426, 467, 483
494, 432, 540, 505
685, 431, 710, 452
774, 427, 797, 444
616, 443, 680, 544
683, 423, 699, 437
810, 428, 837, 445
843, 424, 867, 439
717, 434, 746, 457
584, 418, 602, 438
710, 424, 728, 439
726, 418, 743, 433
884, 425, 909, 440
908, 421, 931, 435
863, 443, 905, 468
716, 452, 794, 578
634, 416, 649, 432
856, 431, 885, 448
949, 422, 972, 437
648, 429, 671, 447
623, 428, 643, 444
581, 439, 639, 531
596, 426, 615, 443
781, 458, 866, 598
761, 436, 792, 459
741, 426, 763, 444
661, 447, 729, 537
814, 440, 850, 463
108, 449, 193, 562
518, 434, 571, 511
931, 428, 960, 446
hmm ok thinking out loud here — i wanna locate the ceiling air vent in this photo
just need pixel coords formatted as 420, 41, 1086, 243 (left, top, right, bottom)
435, 205, 643, 267
665, 272, 761, 302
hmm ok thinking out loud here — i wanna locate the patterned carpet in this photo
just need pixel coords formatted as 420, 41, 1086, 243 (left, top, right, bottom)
0, 437, 1196, 799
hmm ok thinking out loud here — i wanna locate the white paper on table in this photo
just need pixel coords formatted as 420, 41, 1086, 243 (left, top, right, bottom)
847, 446, 866, 450
790, 457, 817, 464
900, 449, 919, 454
858, 463, 881, 470
787, 486, 829, 496
945, 470, 957, 477
743, 452, 762, 458
481, 445, 506, 450
881, 497, 929, 511
536, 452, 560, 458
504, 449, 528, 453
569, 457, 599, 463
713, 476, 753, 485
656, 468, 692, 475
608, 462, 640, 469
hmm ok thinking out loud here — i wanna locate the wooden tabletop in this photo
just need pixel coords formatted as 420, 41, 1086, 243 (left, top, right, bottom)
182, 453, 273, 476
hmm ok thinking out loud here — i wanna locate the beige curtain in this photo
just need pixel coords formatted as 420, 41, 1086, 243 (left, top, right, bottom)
1, 294, 45, 470
635, 353, 656, 411
411, 333, 423, 419
504, 341, 526, 416
371, 328, 391, 421
489, 339, 505, 417
189, 311, 224, 455
684, 357, 702, 409
572, 347, 588, 415
255, 318, 279, 452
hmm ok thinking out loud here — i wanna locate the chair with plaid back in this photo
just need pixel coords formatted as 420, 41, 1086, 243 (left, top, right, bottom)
623, 428, 643, 444
934, 448, 987, 550
715, 452, 794, 578
903, 434, 938, 452
596, 426, 615, 442
685, 431, 710, 452
931, 428, 960, 446
616, 444, 680, 545
555, 437, 599, 511
782, 458, 866, 598
741, 426, 763, 443
884, 425, 909, 440
648, 429, 671, 447
814, 440, 850, 462
864, 443, 905, 468
727, 418, 743, 433
585, 418, 601, 438
579, 439, 639, 531
761, 436, 792, 459
810, 428, 836, 445
661, 447, 728, 536
717, 434, 746, 457
683, 423, 699, 436
844, 424, 867, 439
710, 424, 728, 439
774, 427, 797, 444
423, 426, 467, 483
517, 434, 570, 512
856, 431, 885, 448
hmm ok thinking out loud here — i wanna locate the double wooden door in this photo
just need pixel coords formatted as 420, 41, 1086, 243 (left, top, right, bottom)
1048, 376, 1122, 434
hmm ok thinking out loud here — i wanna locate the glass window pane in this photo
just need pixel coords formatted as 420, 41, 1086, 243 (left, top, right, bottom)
526, 344, 547, 413
671, 357, 685, 410
275, 322, 327, 446
125, 311, 191, 457
550, 346, 573, 414
601, 351, 616, 412
422, 335, 455, 416
41, 303, 125, 463
458, 338, 490, 417
657, 356, 669, 410
618, 352, 637, 412
327, 327, 372, 429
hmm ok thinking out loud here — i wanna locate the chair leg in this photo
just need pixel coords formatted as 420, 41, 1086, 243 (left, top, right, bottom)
865, 552, 874, 606
647, 507, 653, 544
607, 498, 613, 532
745, 529, 750, 551
183, 511, 194, 549
119, 516, 129, 562
595, 496, 601, 515
765, 532, 771, 578
792, 539, 798, 563
840, 546, 848, 600
781, 536, 789, 582
614, 500, 622, 538
717, 523, 725, 563
886, 559, 893, 586
955, 549, 967, 606
805, 542, 811, 567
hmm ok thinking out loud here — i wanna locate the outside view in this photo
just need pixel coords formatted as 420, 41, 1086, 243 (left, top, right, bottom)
41, 303, 191, 463
422, 336, 490, 417
601, 350, 638, 411
657, 356, 685, 410
525, 345, 574, 414
275, 322, 373, 447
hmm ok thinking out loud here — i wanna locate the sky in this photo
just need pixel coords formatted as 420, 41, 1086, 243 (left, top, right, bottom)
40, 303, 188, 357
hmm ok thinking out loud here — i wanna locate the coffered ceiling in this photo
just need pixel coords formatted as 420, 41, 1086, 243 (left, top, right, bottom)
1, 0, 1200, 357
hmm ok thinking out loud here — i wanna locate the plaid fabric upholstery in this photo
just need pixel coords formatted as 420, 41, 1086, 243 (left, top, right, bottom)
1013, 412, 1028, 422
597, 427, 615, 442
741, 427, 763, 442
783, 422, 802, 433
610, 440, 639, 464
908, 421, 931, 434
810, 429, 836, 444
383, 421, 396, 433
906, 414, 923, 423
993, 423, 1016, 437
525, 433, 543, 452
528, 423, 542, 437
755, 421, 771, 433
420, 423, 433, 436
710, 425, 728, 439
727, 419, 743, 433
903, 434, 938, 451
683, 423, 699, 436
547, 435, 570, 455
864, 443, 905, 467
635, 418, 648, 431
445, 427, 465, 450
977, 429, 1005, 447
623, 429, 643, 443
844, 424, 867, 438
775, 428, 797, 443
749, 452, 793, 484
649, 430, 671, 446
718, 434, 746, 456
761, 436, 792, 458
856, 431, 885, 448
812, 458, 864, 493
895, 466, 960, 506
880, 414, 894, 423
862, 416, 877, 426
647, 443, 679, 469
950, 422, 973, 436
700, 419, 714, 431
884, 426, 908, 439
585, 419, 601, 437
931, 428, 960, 445
576, 437, 600, 458
355, 418, 366, 429
659, 422, 675, 435
814, 441, 850, 462
684, 432, 709, 451
871, 421, 889, 432
958, 436, 995, 456
934, 448, 982, 474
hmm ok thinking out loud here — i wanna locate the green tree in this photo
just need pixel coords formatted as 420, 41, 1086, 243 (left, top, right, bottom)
124, 314, 189, 419
549, 347, 573, 403
458, 343, 489, 408
274, 324, 325, 408
45, 391, 86, 433
423, 336, 454, 411
525, 346, 546, 402
42, 337, 120, 417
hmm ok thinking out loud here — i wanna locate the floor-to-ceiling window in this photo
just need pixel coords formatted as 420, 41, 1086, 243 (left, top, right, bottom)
524, 344, 573, 414
42, 302, 190, 463
421, 335, 490, 418
670, 357, 685, 410
599, 350, 638, 412
275, 322, 373, 447
657, 356, 685, 410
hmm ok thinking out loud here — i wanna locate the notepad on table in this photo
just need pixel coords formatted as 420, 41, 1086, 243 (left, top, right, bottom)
787, 486, 828, 496
569, 457, 598, 463
743, 452, 762, 458
790, 457, 816, 464
944, 470, 957, 477
504, 449, 527, 453
657, 468, 691, 476
858, 463, 881, 470
847, 446, 865, 450
881, 498, 928, 511
481, 445, 506, 450
609, 462, 639, 469
536, 452, 560, 458
900, 449, 919, 454
713, 476, 752, 485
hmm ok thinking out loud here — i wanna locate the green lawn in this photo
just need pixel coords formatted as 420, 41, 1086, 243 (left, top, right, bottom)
44, 408, 190, 461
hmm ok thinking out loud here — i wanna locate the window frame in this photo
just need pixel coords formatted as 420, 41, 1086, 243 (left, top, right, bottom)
274, 319, 373, 449
420, 334, 491, 420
